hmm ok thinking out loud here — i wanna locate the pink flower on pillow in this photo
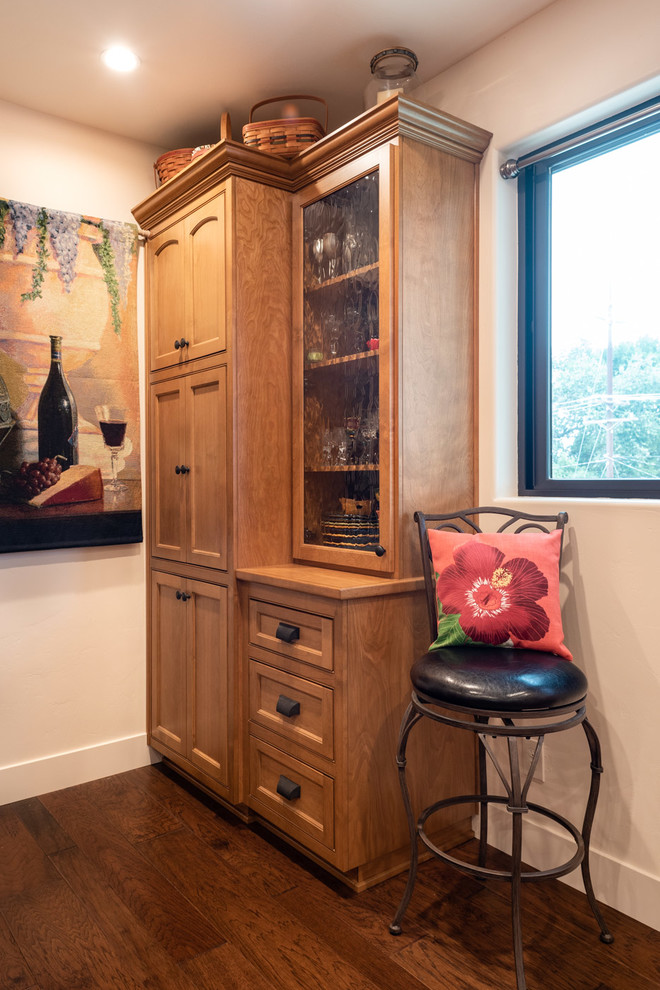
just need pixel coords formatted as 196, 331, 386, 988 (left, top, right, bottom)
438, 542, 550, 645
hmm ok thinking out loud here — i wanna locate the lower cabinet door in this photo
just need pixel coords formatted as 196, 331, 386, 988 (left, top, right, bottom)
150, 571, 188, 756
188, 578, 229, 787
150, 570, 229, 788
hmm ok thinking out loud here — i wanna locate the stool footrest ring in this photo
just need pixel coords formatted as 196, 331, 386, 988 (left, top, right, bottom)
418, 793, 585, 883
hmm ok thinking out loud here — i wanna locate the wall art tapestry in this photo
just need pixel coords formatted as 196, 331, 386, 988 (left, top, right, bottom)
0, 197, 142, 552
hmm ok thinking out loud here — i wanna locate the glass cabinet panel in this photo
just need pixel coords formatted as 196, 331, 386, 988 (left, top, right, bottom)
300, 170, 384, 559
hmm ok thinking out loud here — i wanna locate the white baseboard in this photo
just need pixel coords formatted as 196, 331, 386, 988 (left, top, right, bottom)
0, 734, 158, 805
482, 807, 660, 934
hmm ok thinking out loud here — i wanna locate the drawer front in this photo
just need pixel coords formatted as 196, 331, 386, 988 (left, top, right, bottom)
249, 738, 334, 851
249, 599, 333, 671
249, 660, 334, 760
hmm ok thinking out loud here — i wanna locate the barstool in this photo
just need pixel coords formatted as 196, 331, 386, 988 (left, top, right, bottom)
389, 507, 613, 990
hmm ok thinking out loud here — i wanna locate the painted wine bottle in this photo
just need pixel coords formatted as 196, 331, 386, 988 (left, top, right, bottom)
38, 335, 78, 470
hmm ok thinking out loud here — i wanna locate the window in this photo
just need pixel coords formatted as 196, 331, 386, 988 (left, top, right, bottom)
517, 98, 660, 497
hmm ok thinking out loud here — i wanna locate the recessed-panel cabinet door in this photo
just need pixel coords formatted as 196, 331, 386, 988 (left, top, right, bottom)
151, 380, 187, 562
149, 227, 186, 370
186, 366, 228, 569
188, 579, 229, 786
150, 571, 188, 755
185, 192, 227, 361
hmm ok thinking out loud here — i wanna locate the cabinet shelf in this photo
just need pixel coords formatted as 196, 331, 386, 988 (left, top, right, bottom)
305, 350, 378, 372
305, 262, 378, 293
305, 464, 379, 473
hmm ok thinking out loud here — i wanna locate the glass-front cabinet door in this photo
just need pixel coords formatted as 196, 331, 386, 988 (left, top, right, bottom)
292, 149, 394, 575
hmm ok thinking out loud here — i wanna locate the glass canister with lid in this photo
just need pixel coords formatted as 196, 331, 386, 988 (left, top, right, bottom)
364, 47, 419, 109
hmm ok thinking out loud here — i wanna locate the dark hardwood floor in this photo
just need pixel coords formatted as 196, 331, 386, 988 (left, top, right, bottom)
1, 763, 658, 990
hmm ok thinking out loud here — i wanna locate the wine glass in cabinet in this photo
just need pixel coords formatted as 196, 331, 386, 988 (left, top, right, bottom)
293, 150, 393, 575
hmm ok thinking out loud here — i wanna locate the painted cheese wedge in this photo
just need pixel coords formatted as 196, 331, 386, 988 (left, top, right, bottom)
29, 465, 104, 507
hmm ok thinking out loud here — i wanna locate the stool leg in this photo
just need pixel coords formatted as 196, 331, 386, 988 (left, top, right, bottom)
507, 737, 528, 990
390, 700, 424, 935
476, 715, 490, 867
581, 718, 614, 944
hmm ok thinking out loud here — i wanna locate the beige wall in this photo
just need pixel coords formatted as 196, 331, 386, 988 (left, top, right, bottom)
416, 0, 660, 932
0, 99, 162, 802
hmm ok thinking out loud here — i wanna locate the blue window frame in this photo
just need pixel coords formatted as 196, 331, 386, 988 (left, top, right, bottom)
517, 97, 660, 498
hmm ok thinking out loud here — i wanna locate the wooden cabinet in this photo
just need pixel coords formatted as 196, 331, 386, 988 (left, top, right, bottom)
135, 145, 292, 808
292, 105, 491, 577
239, 567, 477, 890
148, 190, 227, 371
150, 364, 228, 570
150, 570, 229, 791
134, 98, 490, 881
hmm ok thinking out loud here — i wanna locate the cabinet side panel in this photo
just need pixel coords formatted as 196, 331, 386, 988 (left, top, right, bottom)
398, 139, 478, 577
233, 181, 292, 567
345, 592, 476, 868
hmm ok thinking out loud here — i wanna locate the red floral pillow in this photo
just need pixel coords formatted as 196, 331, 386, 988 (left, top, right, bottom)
427, 528, 572, 660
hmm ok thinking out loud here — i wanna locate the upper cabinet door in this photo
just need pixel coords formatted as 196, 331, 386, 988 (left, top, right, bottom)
292, 147, 394, 576
185, 192, 227, 363
148, 190, 228, 371
149, 230, 186, 371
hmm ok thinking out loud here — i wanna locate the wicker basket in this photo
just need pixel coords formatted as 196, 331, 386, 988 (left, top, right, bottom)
154, 148, 194, 187
242, 95, 327, 158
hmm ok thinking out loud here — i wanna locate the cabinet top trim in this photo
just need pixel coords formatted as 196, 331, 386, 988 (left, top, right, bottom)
235, 564, 424, 600
132, 96, 492, 229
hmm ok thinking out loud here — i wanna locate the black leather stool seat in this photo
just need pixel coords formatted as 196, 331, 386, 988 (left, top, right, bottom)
411, 646, 588, 714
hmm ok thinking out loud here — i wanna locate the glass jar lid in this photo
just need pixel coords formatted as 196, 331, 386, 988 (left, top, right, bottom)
369, 47, 419, 74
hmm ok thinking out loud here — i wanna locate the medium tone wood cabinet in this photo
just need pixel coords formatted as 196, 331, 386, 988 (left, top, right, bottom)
134, 148, 292, 807
238, 566, 477, 889
150, 569, 229, 792
133, 98, 490, 885
150, 364, 228, 570
148, 190, 227, 371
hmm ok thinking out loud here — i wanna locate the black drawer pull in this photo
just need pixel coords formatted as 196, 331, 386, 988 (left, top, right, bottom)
276, 775, 301, 801
275, 622, 300, 644
276, 695, 301, 718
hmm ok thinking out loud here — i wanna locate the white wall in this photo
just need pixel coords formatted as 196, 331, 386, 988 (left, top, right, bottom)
0, 99, 162, 803
416, 0, 660, 932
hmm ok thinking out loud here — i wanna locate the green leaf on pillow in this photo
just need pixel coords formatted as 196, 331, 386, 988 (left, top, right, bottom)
430, 610, 468, 650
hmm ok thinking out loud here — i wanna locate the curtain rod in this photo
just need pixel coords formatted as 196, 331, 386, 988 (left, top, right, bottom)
499, 97, 660, 179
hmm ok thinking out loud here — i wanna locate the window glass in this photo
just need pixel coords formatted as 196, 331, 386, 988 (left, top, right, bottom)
518, 100, 660, 497
551, 135, 660, 481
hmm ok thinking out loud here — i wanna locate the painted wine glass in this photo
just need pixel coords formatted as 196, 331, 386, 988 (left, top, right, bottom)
95, 404, 128, 494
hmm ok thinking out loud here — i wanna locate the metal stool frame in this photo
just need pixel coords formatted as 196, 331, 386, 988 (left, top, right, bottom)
389, 507, 613, 990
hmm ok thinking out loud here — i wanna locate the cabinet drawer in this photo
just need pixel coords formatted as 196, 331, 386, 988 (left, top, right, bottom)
249, 660, 334, 760
249, 738, 334, 851
248, 599, 333, 671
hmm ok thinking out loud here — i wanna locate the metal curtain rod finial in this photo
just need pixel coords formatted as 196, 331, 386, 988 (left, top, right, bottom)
500, 158, 520, 179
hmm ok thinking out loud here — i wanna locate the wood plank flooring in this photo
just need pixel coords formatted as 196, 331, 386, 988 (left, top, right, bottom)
1, 763, 658, 990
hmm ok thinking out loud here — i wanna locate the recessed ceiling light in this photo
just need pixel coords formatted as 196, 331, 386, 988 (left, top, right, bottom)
102, 46, 140, 73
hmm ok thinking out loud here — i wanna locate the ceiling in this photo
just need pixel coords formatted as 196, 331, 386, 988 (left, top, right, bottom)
1, 0, 556, 151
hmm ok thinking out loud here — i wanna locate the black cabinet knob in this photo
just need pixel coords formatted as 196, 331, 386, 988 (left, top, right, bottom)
175, 590, 191, 602
175, 465, 190, 475
276, 775, 301, 801
375, 544, 386, 557
276, 695, 301, 718
275, 622, 300, 643
174, 337, 189, 350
